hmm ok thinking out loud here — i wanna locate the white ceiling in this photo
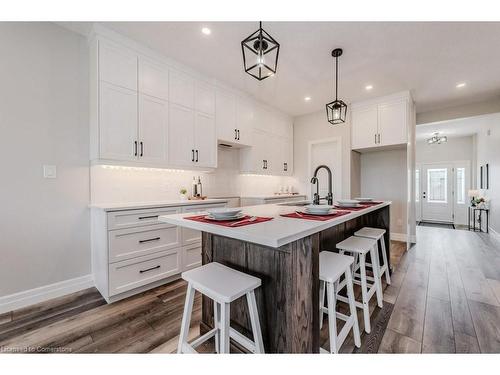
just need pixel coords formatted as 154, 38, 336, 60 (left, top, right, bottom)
63, 22, 500, 117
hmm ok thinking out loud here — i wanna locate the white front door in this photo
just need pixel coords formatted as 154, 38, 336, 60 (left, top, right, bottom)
421, 164, 453, 222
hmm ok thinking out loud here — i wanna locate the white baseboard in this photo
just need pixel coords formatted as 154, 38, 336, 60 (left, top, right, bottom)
391, 232, 407, 242
0, 275, 94, 315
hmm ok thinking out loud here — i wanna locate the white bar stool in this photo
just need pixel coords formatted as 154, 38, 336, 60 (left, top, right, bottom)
177, 262, 264, 354
354, 227, 391, 285
336, 236, 383, 334
319, 251, 361, 353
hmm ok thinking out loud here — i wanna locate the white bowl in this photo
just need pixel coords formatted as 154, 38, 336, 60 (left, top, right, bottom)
304, 204, 334, 213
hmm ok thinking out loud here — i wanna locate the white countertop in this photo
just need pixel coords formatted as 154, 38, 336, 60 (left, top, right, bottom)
241, 194, 306, 200
159, 201, 391, 248
90, 198, 229, 212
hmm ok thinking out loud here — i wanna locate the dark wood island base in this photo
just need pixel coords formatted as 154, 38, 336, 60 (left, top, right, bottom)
200, 205, 390, 353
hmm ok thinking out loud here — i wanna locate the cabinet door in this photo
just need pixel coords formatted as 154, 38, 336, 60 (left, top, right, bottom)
138, 58, 169, 100
169, 69, 195, 108
99, 82, 138, 161
99, 40, 137, 90
196, 82, 216, 115
168, 103, 195, 166
351, 105, 378, 150
194, 113, 217, 168
378, 99, 408, 147
252, 131, 269, 173
138, 94, 168, 163
216, 89, 238, 143
236, 97, 254, 146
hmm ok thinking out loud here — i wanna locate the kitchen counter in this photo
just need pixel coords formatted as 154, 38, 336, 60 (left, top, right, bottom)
239, 194, 306, 200
89, 198, 229, 212
159, 201, 391, 353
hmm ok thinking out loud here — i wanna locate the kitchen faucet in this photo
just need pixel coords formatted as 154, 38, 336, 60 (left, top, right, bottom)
310, 165, 334, 205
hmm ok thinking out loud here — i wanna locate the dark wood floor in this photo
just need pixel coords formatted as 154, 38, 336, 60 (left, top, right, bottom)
1, 226, 499, 353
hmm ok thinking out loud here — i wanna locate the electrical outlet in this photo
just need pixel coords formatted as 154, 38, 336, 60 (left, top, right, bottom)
43, 165, 57, 179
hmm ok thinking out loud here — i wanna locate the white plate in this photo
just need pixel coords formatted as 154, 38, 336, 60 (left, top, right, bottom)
205, 213, 246, 221
300, 209, 336, 216
206, 207, 242, 216
336, 203, 362, 208
304, 204, 334, 212
337, 199, 359, 205
354, 197, 373, 202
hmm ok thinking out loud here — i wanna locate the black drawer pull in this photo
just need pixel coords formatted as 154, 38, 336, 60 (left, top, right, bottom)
139, 237, 161, 244
138, 215, 158, 220
139, 265, 160, 274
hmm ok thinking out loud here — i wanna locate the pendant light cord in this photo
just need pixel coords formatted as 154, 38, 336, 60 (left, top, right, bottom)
335, 55, 338, 101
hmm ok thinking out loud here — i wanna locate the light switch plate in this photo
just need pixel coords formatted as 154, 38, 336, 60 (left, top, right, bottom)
43, 165, 57, 179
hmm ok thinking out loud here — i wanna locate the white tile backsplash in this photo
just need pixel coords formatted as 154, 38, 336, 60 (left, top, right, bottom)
90, 147, 298, 204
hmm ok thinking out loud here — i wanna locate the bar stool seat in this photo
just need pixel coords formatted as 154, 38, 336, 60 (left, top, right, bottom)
319, 251, 361, 353
354, 227, 391, 285
336, 236, 383, 334
178, 262, 264, 354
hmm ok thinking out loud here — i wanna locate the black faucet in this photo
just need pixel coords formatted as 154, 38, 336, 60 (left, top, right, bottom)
310, 165, 334, 205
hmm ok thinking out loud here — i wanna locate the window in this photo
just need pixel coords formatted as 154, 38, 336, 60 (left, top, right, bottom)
427, 168, 447, 203
415, 169, 420, 202
456, 167, 465, 204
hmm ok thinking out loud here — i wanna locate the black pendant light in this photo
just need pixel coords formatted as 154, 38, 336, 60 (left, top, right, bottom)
241, 21, 280, 81
326, 48, 347, 125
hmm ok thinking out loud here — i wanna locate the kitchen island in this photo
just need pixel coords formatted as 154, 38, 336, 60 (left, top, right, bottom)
159, 201, 391, 353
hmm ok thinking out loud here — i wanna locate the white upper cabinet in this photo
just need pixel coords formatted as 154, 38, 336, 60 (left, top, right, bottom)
99, 40, 137, 90
216, 88, 238, 144
168, 103, 195, 167
138, 94, 168, 163
351, 92, 411, 151
99, 82, 138, 161
351, 105, 378, 149
169, 69, 195, 109
235, 97, 254, 146
194, 113, 216, 168
195, 82, 216, 115
138, 57, 169, 100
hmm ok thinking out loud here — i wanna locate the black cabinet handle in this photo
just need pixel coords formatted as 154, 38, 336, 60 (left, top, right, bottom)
192, 149, 195, 162
237, 129, 240, 140
235, 129, 237, 140
374, 134, 377, 144
195, 149, 199, 162
139, 237, 161, 244
378, 134, 381, 144
284, 162, 288, 171
139, 265, 160, 274
138, 215, 158, 220
134, 141, 138, 156
140, 141, 144, 157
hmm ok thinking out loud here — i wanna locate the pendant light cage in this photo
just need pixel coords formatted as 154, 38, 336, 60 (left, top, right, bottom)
326, 48, 347, 125
241, 22, 280, 81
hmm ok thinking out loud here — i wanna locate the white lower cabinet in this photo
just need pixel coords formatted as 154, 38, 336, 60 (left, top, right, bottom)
91, 202, 226, 303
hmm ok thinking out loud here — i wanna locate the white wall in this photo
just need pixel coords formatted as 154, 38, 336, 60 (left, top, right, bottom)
416, 136, 474, 164
0, 23, 90, 297
91, 147, 298, 204
360, 149, 408, 236
293, 110, 352, 199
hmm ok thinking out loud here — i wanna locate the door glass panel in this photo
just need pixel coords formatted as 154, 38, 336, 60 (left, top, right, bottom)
415, 169, 420, 202
456, 168, 465, 204
427, 168, 447, 203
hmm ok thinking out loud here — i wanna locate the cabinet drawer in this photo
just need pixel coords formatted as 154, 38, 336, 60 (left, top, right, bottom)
108, 249, 181, 296
108, 224, 181, 263
107, 207, 180, 230
182, 244, 202, 271
181, 203, 225, 245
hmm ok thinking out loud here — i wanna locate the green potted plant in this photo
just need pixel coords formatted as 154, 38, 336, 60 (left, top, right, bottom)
179, 188, 188, 201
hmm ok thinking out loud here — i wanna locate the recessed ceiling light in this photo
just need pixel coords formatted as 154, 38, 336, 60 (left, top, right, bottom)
456, 82, 466, 88
365, 85, 373, 91
304, 96, 311, 102
201, 27, 211, 35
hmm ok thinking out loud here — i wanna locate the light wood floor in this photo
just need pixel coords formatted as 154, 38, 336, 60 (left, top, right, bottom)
1, 226, 499, 353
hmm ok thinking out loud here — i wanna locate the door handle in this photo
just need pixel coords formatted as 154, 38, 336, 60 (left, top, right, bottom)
139, 265, 160, 274
235, 129, 237, 140
284, 162, 287, 171
138, 215, 159, 220
139, 237, 161, 244
134, 141, 138, 156
140, 141, 144, 157
378, 134, 381, 144
195, 149, 199, 162
192, 149, 195, 162
237, 129, 240, 140
375, 134, 377, 144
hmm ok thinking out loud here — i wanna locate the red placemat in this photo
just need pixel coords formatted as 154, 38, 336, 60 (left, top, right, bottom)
357, 201, 384, 206
280, 210, 351, 221
185, 215, 273, 227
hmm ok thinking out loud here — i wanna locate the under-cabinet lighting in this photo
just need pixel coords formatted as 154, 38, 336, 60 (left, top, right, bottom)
304, 96, 311, 102
365, 85, 373, 91
456, 82, 466, 88
201, 27, 211, 35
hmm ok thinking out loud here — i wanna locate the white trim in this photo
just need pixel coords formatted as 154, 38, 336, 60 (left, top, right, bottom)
391, 232, 407, 242
0, 275, 94, 314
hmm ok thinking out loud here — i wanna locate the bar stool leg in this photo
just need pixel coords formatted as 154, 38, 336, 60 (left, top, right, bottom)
379, 235, 391, 285
370, 245, 384, 308
219, 302, 231, 354
319, 280, 326, 330
327, 282, 338, 354
214, 302, 220, 353
247, 290, 264, 353
359, 253, 371, 334
178, 282, 196, 353
345, 267, 361, 348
